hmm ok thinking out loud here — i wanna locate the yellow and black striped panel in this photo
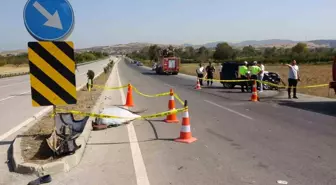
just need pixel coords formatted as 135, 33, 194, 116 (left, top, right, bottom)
28, 41, 77, 107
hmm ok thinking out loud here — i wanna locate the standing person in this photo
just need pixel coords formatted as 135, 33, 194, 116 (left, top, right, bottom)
258, 61, 265, 92
196, 63, 205, 86
206, 62, 216, 86
239, 61, 249, 92
285, 60, 300, 99
250, 61, 261, 88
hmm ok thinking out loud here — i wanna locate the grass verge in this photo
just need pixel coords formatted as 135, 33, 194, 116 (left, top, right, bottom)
20, 68, 112, 165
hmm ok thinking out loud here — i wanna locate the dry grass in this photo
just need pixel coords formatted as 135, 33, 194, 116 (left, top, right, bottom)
20, 70, 111, 164
179, 63, 334, 98
0, 64, 29, 75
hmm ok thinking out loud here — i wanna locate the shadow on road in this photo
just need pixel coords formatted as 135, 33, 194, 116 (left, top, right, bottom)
141, 72, 157, 76
278, 101, 336, 117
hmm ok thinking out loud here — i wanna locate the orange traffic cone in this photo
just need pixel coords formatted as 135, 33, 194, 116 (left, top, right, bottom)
250, 80, 259, 102
164, 89, 179, 123
124, 83, 134, 107
195, 78, 201, 90
175, 100, 197, 144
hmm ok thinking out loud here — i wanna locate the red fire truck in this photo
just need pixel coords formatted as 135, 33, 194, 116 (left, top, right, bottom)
155, 48, 180, 75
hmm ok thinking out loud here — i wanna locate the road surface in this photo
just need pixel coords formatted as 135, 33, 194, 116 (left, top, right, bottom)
0, 58, 111, 138
2, 57, 336, 185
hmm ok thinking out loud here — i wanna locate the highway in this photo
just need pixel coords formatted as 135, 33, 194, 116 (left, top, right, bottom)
0, 58, 111, 139
40, 58, 336, 185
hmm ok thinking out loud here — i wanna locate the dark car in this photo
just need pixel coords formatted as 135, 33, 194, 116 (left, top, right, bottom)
220, 61, 281, 90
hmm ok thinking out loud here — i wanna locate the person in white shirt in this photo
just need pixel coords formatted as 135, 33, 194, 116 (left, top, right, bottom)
258, 62, 265, 92
196, 63, 205, 86
285, 60, 300, 99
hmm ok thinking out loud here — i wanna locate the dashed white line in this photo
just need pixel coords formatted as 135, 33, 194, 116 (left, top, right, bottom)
204, 100, 254, 120
116, 62, 150, 185
163, 83, 174, 88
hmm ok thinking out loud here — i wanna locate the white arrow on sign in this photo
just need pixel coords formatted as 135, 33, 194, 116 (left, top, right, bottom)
33, 1, 63, 30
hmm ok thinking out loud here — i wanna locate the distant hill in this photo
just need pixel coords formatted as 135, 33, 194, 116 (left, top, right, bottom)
2, 39, 336, 56
309, 40, 336, 48
186, 39, 333, 49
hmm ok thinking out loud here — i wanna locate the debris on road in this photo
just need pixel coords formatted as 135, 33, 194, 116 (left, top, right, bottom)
277, 180, 288, 184
93, 106, 141, 127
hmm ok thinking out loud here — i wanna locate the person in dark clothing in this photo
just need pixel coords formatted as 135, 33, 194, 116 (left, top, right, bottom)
239, 61, 249, 92
206, 62, 215, 86
196, 63, 205, 86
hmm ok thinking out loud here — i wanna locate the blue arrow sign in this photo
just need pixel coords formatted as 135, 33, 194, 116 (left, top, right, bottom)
23, 0, 75, 41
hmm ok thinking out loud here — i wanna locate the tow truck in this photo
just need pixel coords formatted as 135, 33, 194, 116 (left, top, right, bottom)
155, 48, 180, 75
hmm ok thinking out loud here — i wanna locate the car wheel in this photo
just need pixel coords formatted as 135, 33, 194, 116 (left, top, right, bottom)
223, 83, 232, 89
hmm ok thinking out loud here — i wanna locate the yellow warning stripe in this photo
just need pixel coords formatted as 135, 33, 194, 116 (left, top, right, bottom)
28, 48, 76, 99
65, 41, 74, 49
39, 42, 75, 71
32, 99, 40, 107
30, 74, 67, 105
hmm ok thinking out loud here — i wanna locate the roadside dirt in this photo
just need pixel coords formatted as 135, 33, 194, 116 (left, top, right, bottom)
20, 70, 111, 164
0, 64, 29, 75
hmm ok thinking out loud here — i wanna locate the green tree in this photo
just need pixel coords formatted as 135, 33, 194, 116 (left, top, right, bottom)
148, 45, 160, 61
213, 42, 234, 60
184, 46, 195, 59
197, 46, 209, 61
292, 42, 308, 53
263, 47, 277, 58
242, 45, 256, 56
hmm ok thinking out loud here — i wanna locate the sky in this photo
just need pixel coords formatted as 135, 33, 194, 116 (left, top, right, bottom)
1, 0, 336, 51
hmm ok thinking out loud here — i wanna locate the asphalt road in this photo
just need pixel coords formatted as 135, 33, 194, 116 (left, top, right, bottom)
0, 58, 111, 138
38, 58, 336, 185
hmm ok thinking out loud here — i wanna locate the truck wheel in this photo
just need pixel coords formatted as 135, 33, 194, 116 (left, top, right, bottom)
172, 72, 178, 75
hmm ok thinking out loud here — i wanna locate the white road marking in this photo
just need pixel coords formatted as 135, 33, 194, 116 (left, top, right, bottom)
163, 83, 174, 88
0, 91, 30, 103
205, 100, 254, 120
0, 106, 52, 141
0, 81, 29, 89
116, 62, 150, 185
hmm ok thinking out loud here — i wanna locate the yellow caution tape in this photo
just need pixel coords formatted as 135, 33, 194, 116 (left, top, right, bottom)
93, 84, 128, 90
174, 94, 184, 106
132, 86, 170, 98
55, 107, 187, 120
